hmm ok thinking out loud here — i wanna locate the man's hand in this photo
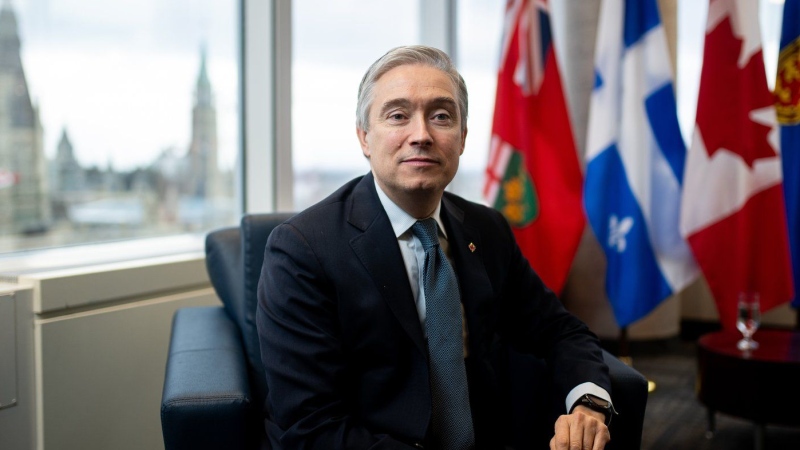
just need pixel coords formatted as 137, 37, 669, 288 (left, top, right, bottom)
549, 405, 610, 450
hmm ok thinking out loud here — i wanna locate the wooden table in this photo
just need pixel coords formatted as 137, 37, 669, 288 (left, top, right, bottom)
697, 329, 800, 449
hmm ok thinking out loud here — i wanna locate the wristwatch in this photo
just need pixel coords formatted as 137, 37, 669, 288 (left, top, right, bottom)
572, 394, 618, 426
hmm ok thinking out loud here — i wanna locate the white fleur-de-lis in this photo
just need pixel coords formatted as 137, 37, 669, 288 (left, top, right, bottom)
608, 215, 634, 253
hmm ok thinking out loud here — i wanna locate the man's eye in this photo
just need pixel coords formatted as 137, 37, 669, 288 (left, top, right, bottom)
432, 113, 451, 121
389, 113, 406, 120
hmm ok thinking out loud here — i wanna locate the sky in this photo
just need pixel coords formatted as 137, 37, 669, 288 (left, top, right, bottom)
13, 0, 239, 171
13, 0, 504, 175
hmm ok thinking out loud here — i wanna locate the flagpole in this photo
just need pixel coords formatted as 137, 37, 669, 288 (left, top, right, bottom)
618, 326, 631, 366
617, 326, 656, 393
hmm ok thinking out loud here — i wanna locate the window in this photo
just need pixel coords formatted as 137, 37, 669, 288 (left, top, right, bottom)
0, 0, 240, 253
291, 0, 421, 210
453, 0, 503, 204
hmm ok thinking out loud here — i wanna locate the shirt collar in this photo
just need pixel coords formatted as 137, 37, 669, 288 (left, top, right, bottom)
374, 177, 447, 240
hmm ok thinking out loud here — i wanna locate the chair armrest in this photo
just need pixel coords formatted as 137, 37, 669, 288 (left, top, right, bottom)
161, 307, 253, 450
602, 350, 648, 450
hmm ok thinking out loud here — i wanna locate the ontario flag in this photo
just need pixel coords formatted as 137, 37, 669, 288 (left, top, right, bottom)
680, 0, 794, 328
484, 0, 584, 295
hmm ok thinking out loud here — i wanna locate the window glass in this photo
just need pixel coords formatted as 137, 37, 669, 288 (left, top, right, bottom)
453, 0, 503, 204
292, 0, 420, 210
0, 0, 239, 253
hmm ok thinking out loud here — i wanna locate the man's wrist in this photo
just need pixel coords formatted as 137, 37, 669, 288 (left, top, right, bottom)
570, 393, 617, 426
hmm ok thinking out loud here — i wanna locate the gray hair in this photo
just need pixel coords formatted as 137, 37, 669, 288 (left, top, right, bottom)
356, 45, 468, 132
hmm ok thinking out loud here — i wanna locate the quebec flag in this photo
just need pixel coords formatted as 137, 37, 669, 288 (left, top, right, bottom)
585, 0, 698, 327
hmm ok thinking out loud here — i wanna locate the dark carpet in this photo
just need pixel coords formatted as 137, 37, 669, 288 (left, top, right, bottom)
628, 338, 800, 450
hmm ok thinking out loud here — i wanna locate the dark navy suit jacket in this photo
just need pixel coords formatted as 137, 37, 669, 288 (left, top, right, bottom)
256, 173, 610, 449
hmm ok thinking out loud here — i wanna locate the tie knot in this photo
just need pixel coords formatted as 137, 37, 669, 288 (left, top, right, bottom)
412, 218, 440, 251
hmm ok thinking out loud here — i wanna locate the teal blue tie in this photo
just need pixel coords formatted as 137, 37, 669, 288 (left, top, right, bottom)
412, 219, 475, 450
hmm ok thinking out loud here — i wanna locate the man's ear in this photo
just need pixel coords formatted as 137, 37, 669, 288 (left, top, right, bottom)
460, 126, 468, 155
357, 127, 370, 158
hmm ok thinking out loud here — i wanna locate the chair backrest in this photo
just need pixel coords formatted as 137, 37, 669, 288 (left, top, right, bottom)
205, 212, 294, 403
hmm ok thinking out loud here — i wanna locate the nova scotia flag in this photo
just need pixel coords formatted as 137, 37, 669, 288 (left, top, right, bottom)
778, 0, 800, 308
585, 0, 698, 327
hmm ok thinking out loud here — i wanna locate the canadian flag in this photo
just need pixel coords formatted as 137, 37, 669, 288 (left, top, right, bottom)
484, 0, 584, 295
680, 0, 795, 328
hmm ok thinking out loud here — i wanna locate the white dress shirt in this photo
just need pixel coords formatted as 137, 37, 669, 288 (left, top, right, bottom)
374, 179, 448, 327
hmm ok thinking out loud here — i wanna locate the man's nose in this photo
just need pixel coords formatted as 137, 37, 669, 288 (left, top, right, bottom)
409, 115, 433, 147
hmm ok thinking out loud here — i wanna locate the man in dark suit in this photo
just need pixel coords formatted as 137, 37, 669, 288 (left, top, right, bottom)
257, 45, 614, 450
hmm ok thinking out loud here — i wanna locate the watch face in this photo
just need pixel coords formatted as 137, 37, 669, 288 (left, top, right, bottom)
587, 394, 610, 408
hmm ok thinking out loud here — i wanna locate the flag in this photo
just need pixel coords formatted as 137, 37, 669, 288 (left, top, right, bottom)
484, 0, 584, 295
776, 0, 800, 308
584, 0, 698, 327
680, 0, 794, 328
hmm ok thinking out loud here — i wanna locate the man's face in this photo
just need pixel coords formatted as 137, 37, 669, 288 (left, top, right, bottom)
357, 64, 467, 207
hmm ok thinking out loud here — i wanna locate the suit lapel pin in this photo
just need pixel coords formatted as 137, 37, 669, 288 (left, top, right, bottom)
468, 242, 476, 253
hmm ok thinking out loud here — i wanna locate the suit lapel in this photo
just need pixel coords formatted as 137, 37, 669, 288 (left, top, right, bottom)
441, 196, 495, 357
347, 174, 427, 356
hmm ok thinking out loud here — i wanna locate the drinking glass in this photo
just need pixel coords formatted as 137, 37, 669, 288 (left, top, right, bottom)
736, 293, 761, 351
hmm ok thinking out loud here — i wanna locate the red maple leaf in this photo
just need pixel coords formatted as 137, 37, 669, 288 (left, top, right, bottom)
695, 16, 777, 168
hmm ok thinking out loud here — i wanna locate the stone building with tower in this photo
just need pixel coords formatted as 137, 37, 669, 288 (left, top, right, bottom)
52, 128, 85, 194
184, 48, 221, 200
0, 1, 49, 234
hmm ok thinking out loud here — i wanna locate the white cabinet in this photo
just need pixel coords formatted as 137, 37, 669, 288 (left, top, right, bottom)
1, 254, 221, 450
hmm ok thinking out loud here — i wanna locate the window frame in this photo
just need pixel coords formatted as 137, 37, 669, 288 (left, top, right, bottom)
0, 0, 460, 272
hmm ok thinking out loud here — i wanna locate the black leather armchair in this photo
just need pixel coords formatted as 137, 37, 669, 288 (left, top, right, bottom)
161, 213, 293, 450
161, 213, 648, 450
